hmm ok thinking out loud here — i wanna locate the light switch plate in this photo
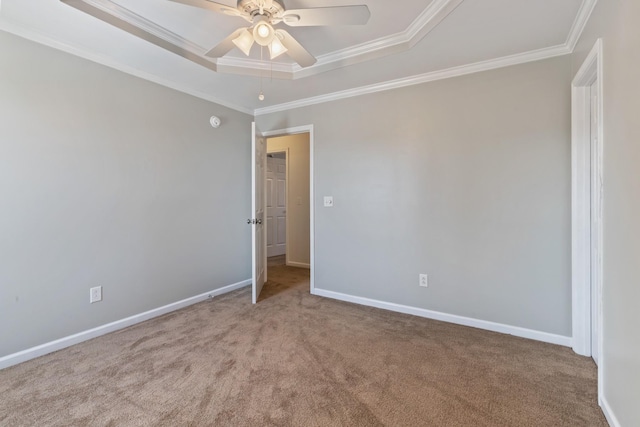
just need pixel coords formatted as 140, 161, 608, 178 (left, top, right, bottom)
324, 196, 334, 207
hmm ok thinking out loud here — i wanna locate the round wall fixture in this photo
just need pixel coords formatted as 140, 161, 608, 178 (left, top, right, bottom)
210, 116, 221, 128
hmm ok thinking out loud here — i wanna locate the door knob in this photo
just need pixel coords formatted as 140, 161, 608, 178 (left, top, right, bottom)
257, 219, 263, 225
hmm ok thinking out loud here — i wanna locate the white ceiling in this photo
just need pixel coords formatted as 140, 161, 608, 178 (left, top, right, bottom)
0, 0, 595, 115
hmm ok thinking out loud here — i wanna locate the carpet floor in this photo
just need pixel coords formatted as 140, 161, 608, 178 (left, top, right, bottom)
0, 265, 607, 426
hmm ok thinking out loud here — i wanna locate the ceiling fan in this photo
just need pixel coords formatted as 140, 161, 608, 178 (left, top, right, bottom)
169, 0, 371, 68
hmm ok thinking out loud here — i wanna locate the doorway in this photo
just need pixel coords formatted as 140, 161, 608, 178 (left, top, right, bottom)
571, 39, 603, 398
263, 126, 314, 293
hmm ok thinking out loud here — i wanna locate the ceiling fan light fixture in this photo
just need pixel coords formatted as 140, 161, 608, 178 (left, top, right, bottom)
232, 29, 254, 56
253, 18, 275, 46
257, 23, 270, 38
269, 36, 288, 59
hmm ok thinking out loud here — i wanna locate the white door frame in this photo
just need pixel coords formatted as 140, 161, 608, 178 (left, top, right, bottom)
571, 39, 603, 398
262, 125, 315, 293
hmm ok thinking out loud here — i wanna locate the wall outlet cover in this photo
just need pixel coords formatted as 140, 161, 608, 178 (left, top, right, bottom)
419, 274, 428, 288
90, 286, 102, 303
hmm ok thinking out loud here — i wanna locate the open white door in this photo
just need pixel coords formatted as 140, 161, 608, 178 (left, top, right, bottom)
251, 122, 266, 304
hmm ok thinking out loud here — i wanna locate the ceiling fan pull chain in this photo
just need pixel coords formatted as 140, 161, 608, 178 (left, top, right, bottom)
259, 46, 265, 101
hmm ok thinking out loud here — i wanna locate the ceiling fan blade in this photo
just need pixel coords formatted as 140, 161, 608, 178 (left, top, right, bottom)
205, 28, 246, 58
168, 0, 240, 16
276, 30, 316, 68
282, 5, 370, 27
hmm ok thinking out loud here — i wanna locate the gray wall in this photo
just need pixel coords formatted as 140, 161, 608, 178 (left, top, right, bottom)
258, 56, 573, 337
0, 31, 252, 357
572, 0, 640, 424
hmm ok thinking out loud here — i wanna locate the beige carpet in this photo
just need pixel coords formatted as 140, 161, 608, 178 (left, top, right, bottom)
0, 266, 606, 426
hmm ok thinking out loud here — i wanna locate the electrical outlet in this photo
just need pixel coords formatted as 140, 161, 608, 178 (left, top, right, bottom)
90, 286, 102, 303
419, 274, 428, 288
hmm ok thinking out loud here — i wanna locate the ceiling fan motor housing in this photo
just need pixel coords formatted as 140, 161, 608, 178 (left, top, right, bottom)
237, 0, 284, 19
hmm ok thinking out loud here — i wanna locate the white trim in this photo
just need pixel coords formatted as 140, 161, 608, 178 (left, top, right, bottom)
600, 396, 622, 427
286, 261, 310, 269
2, 0, 594, 114
255, 44, 570, 116
283, 148, 291, 266
2, 1, 588, 114
262, 125, 315, 294
0, 279, 251, 371
53, 0, 463, 80
571, 38, 604, 401
313, 288, 572, 347
291, 0, 464, 80
217, 56, 292, 80
571, 38, 603, 353
0, 16, 253, 115
65, 0, 204, 53
565, 0, 600, 51
309, 127, 315, 294
262, 125, 314, 138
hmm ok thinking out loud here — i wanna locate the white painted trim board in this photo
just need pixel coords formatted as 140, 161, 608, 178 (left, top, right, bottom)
600, 396, 622, 427
313, 288, 572, 347
571, 40, 605, 414
1, 0, 599, 116
255, 44, 570, 116
0, 17, 253, 115
286, 261, 310, 269
0, 279, 251, 371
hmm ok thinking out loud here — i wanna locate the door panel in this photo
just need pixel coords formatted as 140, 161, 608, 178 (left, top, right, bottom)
252, 122, 266, 304
266, 155, 287, 257
266, 172, 274, 248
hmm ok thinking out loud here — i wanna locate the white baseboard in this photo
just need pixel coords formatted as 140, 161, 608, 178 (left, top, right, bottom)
286, 261, 310, 269
601, 395, 622, 427
312, 288, 572, 347
0, 279, 251, 371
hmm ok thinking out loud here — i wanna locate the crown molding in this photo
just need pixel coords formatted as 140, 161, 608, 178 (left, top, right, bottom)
255, 0, 598, 115
63, 0, 295, 80
291, 0, 465, 79
60, 0, 590, 83
254, 44, 571, 116
0, 15, 253, 115
216, 56, 292, 79
565, 0, 599, 51
56, 0, 465, 80
2, 0, 595, 116
60, 0, 221, 72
